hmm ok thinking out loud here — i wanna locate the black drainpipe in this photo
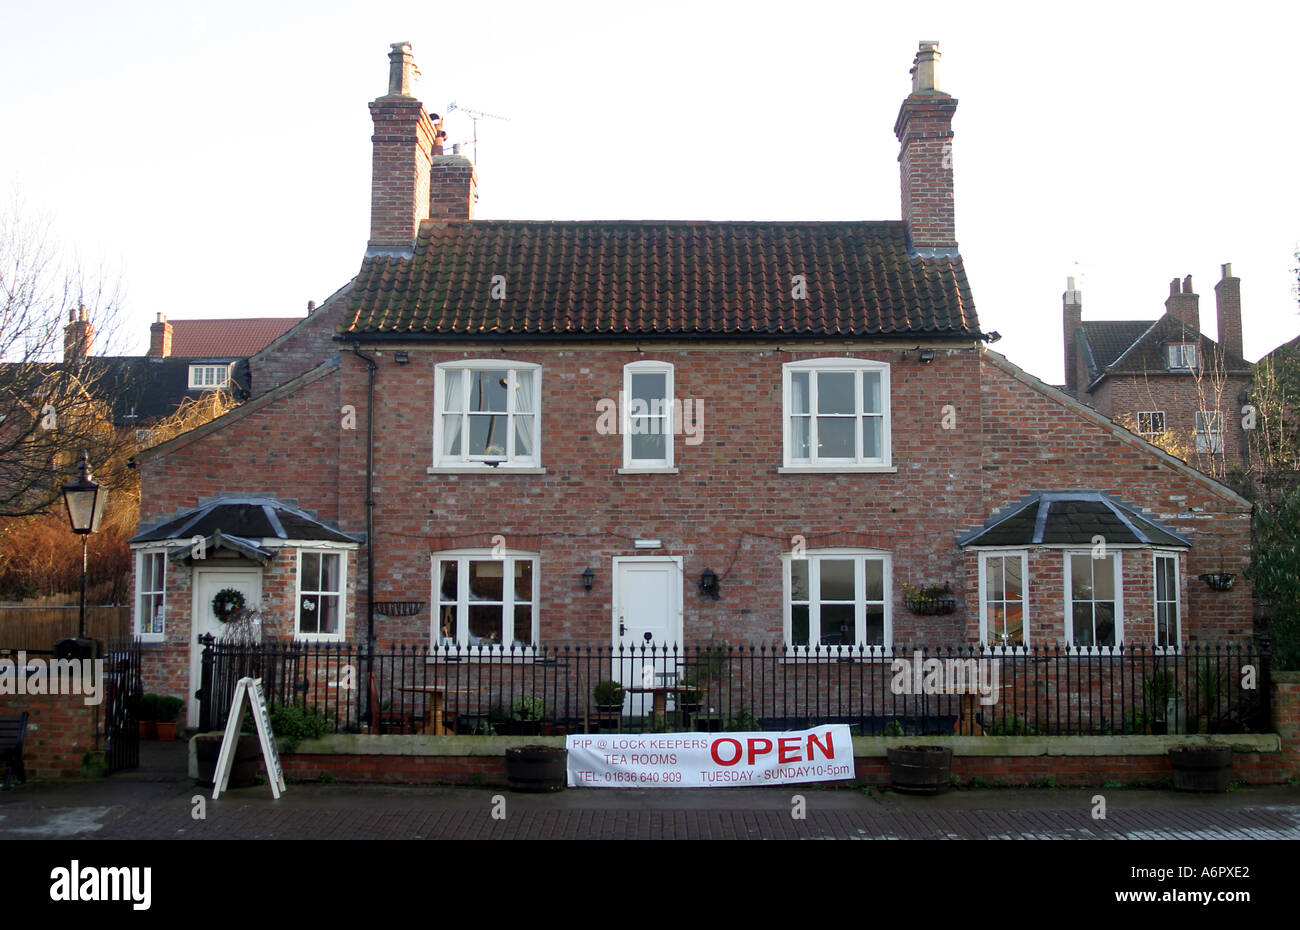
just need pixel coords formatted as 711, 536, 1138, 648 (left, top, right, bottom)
352, 342, 378, 725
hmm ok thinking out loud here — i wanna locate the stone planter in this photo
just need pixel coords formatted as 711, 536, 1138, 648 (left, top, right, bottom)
886, 745, 952, 795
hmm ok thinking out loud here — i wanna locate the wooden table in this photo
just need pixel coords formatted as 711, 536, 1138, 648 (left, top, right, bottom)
394, 686, 461, 735
623, 685, 704, 720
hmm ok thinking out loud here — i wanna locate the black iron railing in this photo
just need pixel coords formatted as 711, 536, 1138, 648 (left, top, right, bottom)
197, 639, 1272, 738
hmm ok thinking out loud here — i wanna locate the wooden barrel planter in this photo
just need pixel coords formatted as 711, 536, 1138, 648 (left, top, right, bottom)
194, 733, 262, 789
887, 745, 952, 795
1169, 746, 1232, 793
506, 745, 568, 793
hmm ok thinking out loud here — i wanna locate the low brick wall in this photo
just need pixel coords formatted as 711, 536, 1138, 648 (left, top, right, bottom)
228, 672, 1300, 789
0, 693, 99, 780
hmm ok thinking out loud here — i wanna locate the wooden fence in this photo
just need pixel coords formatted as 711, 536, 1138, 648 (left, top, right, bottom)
0, 605, 132, 650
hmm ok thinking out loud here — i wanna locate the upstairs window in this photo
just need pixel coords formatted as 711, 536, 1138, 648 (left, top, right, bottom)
188, 364, 233, 389
1165, 343, 1197, 370
783, 359, 891, 469
1137, 411, 1165, 437
623, 361, 674, 469
1195, 411, 1224, 454
434, 362, 541, 468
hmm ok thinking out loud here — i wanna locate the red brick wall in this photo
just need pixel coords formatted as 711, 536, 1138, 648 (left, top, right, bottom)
368, 97, 434, 249
248, 290, 350, 398
894, 96, 958, 251
0, 694, 97, 779
1091, 371, 1252, 463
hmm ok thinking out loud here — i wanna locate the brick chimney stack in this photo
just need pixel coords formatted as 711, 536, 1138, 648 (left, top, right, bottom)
148, 312, 173, 358
430, 143, 478, 221
1062, 277, 1083, 393
894, 41, 958, 256
63, 305, 93, 363
367, 42, 436, 256
1165, 275, 1200, 333
1214, 263, 1243, 360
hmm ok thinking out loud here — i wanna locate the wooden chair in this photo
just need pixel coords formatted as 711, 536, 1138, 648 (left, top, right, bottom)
367, 674, 418, 734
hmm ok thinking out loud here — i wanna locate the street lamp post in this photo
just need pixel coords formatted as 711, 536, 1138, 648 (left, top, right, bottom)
61, 452, 107, 640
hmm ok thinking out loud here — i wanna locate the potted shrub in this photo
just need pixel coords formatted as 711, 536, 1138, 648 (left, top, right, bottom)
592, 680, 624, 731
154, 696, 185, 741
886, 745, 952, 794
509, 695, 546, 736
673, 679, 703, 714
1142, 667, 1180, 735
136, 694, 159, 739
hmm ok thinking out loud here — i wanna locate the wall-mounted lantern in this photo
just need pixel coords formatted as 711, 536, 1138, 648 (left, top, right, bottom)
581, 567, 595, 592
699, 568, 720, 600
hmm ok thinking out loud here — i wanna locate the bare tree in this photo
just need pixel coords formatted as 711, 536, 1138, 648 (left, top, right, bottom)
0, 192, 134, 517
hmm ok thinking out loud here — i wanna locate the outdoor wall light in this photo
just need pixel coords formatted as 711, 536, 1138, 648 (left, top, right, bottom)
918, 348, 935, 364
581, 567, 595, 591
699, 568, 720, 600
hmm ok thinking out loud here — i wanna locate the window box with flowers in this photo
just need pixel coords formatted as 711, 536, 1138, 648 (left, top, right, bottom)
902, 582, 956, 616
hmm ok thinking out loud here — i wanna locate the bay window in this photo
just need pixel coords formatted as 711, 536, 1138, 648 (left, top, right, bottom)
297, 550, 345, 640
978, 551, 1027, 647
135, 550, 166, 640
1065, 552, 1123, 649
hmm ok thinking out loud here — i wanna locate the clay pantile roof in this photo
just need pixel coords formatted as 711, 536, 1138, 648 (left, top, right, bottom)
169, 318, 299, 358
344, 220, 980, 339
958, 491, 1189, 548
1082, 315, 1252, 388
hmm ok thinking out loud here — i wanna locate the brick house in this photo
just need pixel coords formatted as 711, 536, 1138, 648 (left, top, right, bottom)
1060, 266, 1254, 473
130, 41, 1254, 727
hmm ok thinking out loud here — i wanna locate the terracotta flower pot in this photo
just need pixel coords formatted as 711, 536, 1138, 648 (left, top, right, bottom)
155, 721, 178, 741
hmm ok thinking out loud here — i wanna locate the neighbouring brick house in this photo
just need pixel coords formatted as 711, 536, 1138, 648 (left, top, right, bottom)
1060, 266, 1254, 474
130, 41, 1254, 728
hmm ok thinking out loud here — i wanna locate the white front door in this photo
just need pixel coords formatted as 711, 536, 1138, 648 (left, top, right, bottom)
189, 568, 262, 727
611, 557, 682, 715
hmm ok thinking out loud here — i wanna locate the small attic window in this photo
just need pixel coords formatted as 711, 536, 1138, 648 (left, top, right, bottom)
1165, 343, 1197, 370
189, 363, 233, 389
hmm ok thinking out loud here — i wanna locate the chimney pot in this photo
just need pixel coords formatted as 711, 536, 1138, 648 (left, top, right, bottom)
387, 42, 419, 97
1183, 274, 1193, 294
911, 41, 942, 94
1222, 262, 1233, 279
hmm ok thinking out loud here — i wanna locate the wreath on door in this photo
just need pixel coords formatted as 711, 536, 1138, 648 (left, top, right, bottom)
212, 587, 247, 621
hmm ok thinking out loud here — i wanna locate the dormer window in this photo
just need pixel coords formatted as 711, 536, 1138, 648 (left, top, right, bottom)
1165, 343, 1197, 370
188, 363, 234, 389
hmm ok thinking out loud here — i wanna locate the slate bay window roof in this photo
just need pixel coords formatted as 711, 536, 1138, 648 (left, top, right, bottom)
131, 497, 360, 546
343, 220, 980, 340
958, 491, 1190, 548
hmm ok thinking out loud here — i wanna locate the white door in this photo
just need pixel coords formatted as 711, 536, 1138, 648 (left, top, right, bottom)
611, 557, 682, 716
189, 568, 262, 727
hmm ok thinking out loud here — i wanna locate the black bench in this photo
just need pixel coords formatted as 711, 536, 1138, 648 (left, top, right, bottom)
0, 712, 28, 789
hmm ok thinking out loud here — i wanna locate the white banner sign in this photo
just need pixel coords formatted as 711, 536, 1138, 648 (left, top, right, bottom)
565, 725, 855, 788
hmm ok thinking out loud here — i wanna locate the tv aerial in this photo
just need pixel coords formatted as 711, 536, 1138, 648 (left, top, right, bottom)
445, 101, 510, 165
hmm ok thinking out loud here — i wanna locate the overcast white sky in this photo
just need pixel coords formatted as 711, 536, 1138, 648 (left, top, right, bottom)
2, 1, 1298, 382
